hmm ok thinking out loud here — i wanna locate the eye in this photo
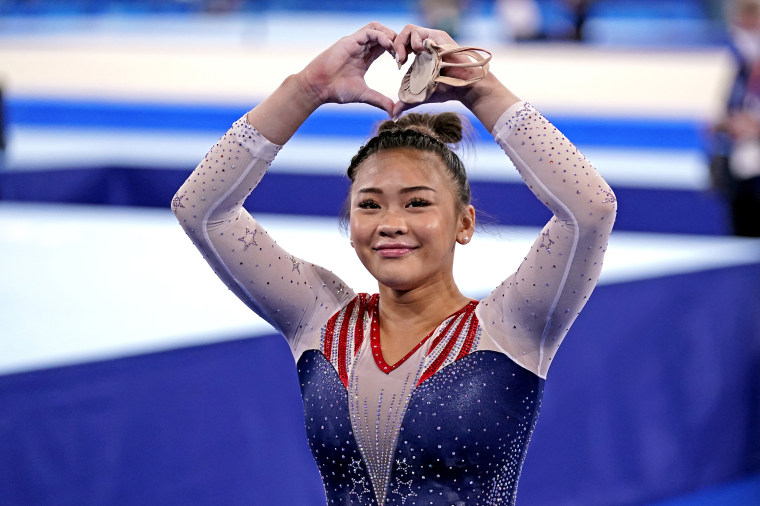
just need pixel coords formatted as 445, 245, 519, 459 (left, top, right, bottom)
407, 197, 431, 208
357, 199, 380, 209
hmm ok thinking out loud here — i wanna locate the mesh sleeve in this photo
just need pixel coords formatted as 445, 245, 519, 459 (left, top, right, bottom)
171, 116, 355, 355
478, 102, 617, 378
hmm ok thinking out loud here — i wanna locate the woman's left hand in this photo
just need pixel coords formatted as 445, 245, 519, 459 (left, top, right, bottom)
391, 24, 519, 130
391, 24, 480, 116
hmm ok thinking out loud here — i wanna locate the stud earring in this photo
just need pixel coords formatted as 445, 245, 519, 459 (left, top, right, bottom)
350, 240, 354, 247
462, 236, 469, 243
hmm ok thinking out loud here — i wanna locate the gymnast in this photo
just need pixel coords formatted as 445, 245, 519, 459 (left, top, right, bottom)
172, 21, 616, 505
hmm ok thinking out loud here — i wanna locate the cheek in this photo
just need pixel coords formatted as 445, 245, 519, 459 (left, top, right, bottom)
419, 219, 442, 237
349, 214, 371, 241
417, 214, 456, 242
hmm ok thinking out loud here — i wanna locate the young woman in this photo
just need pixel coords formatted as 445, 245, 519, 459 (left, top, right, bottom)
173, 22, 616, 505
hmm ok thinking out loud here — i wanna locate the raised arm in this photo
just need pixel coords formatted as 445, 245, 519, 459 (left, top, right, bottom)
393, 25, 617, 378
172, 23, 398, 351
484, 101, 616, 378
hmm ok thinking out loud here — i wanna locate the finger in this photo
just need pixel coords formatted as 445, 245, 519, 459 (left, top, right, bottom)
354, 28, 396, 58
392, 99, 422, 119
361, 21, 397, 44
398, 24, 458, 58
361, 89, 395, 118
410, 31, 427, 53
354, 24, 396, 50
393, 24, 421, 65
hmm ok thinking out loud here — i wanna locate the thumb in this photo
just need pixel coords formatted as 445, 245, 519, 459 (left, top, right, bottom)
391, 100, 415, 119
360, 88, 395, 118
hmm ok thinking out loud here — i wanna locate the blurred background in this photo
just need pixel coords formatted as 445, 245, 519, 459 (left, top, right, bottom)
1, 1, 760, 505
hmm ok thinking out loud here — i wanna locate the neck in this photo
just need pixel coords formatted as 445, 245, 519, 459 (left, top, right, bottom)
373, 274, 474, 365
376, 277, 472, 325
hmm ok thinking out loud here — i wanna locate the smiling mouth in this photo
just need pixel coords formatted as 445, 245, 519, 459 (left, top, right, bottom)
374, 245, 417, 258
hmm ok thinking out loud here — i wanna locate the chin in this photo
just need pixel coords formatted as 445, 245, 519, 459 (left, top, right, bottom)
381, 283, 415, 293
363, 258, 437, 293
375, 273, 427, 293
369, 272, 410, 291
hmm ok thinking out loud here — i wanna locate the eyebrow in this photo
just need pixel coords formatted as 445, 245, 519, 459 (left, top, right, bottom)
357, 185, 437, 194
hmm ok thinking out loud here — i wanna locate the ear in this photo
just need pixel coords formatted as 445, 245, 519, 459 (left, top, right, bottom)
456, 205, 476, 245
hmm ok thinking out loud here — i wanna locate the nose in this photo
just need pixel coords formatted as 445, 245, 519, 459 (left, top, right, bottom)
377, 211, 407, 237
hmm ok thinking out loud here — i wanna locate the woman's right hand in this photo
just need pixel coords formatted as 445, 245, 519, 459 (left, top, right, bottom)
297, 22, 398, 117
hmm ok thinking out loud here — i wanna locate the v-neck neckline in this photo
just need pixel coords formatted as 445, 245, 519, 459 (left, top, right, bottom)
368, 298, 478, 374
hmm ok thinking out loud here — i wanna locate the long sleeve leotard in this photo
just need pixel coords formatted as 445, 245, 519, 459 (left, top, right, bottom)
173, 101, 616, 505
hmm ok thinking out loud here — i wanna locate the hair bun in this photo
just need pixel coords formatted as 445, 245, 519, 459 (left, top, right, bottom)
377, 112, 464, 145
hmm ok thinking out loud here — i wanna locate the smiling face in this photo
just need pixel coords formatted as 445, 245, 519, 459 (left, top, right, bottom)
349, 148, 475, 293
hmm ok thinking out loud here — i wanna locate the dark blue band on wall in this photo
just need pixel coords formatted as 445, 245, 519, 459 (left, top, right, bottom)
0, 167, 731, 235
6, 97, 707, 150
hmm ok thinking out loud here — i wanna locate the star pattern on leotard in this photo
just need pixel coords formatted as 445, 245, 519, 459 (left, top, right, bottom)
289, 255, 301, 274
348, 456, 364, 475
389, 476, 417, 504
238, 227, 258, 251
539, 230, 555, 253
171, 191, 187, 211
388, 458, 417, 504
394, 457, 411, 475
601, 187, 617, 204
349, 475, 373, 503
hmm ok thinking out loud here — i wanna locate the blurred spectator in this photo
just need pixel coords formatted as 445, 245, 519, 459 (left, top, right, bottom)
711, 0, 760, 236
0, 85, 5, 172
203, 0, 243, 14
496, 0, 544, 41
564, 0, 592, 41
496, 0, 593, 42
420, 0, 464, 38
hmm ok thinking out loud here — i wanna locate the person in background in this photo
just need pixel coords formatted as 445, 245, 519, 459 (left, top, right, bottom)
497, 0, 544, 41
420, 0, 464, 38
712, 0, 760, 236
497, 0, 593, 42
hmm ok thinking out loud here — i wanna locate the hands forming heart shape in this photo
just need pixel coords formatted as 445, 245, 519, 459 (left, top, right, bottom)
297, 22, 492, 119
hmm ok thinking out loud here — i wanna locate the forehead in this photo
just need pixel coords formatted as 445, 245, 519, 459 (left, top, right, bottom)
352, 148, 447, 188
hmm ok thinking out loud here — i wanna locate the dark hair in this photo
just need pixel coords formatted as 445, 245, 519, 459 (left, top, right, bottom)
341, 112, 473, 228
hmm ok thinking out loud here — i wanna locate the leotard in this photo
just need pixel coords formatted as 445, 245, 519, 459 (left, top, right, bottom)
172, 101, 616, 505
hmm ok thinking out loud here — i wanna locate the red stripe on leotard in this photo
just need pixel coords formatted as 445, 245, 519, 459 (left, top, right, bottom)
336, 297, 357, 387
